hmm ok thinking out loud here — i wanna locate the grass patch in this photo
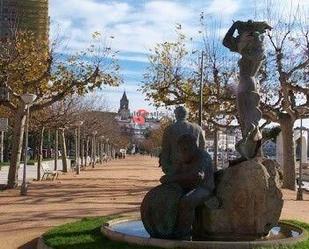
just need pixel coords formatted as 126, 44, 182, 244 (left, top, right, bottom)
43, 216, 159, 249
43, 217, 308, 249
257, 220, 309, 249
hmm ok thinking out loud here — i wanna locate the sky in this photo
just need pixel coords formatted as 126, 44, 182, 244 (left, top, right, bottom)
49, 0, 308, 116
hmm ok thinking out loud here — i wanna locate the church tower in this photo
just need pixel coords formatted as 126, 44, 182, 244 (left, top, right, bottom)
118, 91, 130, 120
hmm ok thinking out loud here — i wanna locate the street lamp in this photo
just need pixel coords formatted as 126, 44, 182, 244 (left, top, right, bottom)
20, 93, 37, 196
199, 51, 205, 127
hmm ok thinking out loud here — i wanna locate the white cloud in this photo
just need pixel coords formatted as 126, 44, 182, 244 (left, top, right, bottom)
118, 54, 149, 63
49, 0, 244, 58
143, 1, 194, 23
49, 0, 242, 110
50, 0, 202, 55
207, 0, 240, 16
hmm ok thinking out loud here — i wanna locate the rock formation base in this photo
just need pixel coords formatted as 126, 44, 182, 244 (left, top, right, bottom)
193, 159, 283, 240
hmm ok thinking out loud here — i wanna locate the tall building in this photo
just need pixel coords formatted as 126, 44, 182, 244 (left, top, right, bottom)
118, 91, 130, 120
0, 0, 49, 39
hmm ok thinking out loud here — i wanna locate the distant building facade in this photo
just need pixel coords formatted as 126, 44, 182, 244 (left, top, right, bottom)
0, 0, 49, 38
205, 130, 237, 151
116, 91, 161, 140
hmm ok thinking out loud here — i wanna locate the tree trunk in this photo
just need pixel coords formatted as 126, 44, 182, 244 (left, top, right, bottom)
91, 136, 95, 168
280, 116, 296, 190
7, 107, 26, 189
85, 137, 89, 167
37, 127, 45, 181
59, 129, 68, 172
33, 133, 38, 161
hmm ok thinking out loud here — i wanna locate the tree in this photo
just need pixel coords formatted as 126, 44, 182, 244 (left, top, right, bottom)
258, 3, 309, 189
141, 5, 309, 189
142, 26, 236, 125
0, 31, 121, 188
29, 96, 85, 179
141, 24, 237, 168
142, 26, 192, 107
141, 117, 172, 155
80, 111, 130, 149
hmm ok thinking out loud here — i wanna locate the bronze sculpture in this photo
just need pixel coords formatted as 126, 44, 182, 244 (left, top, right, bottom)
160, 134, 214, 239
159, 106, 206, 175
142, 113, 214, 239
141, 20, 276, 241
223, 20, 271, 160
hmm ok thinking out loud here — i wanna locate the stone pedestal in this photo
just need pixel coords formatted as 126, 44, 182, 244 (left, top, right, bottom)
193, 159, 283, 240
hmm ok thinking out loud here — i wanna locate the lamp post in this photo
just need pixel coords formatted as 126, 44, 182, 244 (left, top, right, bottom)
296, 118, 304, 201
199, 51, 205, 127
20, 93, 37, 196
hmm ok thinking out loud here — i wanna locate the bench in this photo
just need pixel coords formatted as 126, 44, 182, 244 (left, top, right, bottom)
41, 163, 59, 180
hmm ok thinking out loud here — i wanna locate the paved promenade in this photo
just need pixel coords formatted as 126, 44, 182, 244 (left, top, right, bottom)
0, 155, 308, 249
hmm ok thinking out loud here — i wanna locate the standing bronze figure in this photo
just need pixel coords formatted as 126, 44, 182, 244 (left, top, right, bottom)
223, 20, 271, 160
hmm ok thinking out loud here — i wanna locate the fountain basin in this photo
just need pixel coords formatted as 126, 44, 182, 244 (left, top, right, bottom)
101, 218, 308, 249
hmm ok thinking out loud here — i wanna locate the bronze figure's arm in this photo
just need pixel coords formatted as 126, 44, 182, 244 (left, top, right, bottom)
223, 21, 240, 52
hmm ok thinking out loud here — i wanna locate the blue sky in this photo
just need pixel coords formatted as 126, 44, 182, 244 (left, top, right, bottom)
49, 0, 307, 113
